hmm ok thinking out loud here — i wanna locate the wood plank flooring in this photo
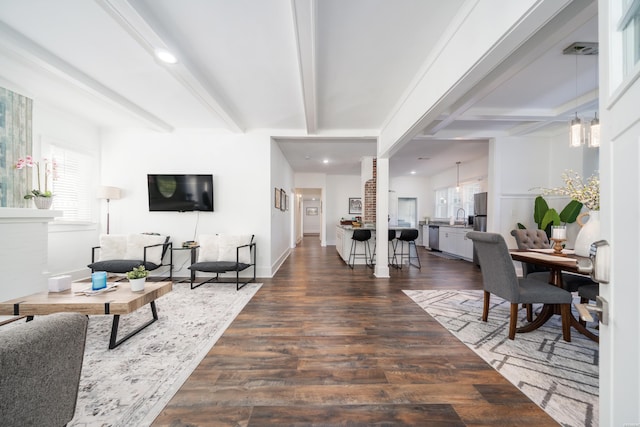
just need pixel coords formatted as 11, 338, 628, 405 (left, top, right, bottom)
152, 237, 557, 426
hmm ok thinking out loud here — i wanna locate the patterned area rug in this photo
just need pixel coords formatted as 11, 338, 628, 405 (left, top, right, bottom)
404, 289, 599, 427
69, 281, 261, 426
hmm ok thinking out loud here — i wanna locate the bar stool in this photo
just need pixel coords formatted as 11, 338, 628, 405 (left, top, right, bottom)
371, 229, 398, 267
395, 228, 421, 269
348, 229, 373, 268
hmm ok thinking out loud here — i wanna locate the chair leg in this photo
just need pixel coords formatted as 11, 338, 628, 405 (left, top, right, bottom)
560, 304, 572, 342
525, 304, 533, 322
482, 291, 490, 322
508, 303, 518, 340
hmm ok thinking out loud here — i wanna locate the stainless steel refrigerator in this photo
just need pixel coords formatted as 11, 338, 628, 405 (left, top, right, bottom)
472, 192, 488, 265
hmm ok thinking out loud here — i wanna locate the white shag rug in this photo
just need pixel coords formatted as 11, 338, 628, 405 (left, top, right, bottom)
68, 281, 261, 427
404, 289, 599, 427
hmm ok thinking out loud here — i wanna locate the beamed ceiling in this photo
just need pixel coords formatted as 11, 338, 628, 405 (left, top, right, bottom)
0, 0, 598, 177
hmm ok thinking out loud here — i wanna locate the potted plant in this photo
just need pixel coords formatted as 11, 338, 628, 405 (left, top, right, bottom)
14, 155, 56, 209
126, 265, 148, 292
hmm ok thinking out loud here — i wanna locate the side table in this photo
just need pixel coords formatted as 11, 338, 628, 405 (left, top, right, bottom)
171, 245, 199, 283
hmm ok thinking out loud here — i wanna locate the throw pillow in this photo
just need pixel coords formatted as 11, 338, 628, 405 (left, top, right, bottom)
218, 234, 252, 264
197, 234, 220, 262
98, 234, 127, 261
124, 234, 167, 265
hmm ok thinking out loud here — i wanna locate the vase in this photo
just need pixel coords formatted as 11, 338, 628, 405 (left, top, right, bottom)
129, 277, 146, 292
574, 211, 600, 257
33, 196, 53, 209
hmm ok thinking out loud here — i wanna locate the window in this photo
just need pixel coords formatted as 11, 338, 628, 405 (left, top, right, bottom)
50, 145, 93, 222
434, 181, 481, 219
620, 0, 640, 76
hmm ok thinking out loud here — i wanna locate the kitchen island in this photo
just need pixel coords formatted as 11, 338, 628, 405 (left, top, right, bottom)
335, 225, 421, 266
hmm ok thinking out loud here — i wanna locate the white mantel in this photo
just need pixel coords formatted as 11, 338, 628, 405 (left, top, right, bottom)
0, 208, 62, 302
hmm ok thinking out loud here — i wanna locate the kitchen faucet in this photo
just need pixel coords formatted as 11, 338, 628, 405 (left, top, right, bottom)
456, 208, 466, 225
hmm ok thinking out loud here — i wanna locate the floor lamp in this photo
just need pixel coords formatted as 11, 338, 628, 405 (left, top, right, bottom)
97, 186, 121, 234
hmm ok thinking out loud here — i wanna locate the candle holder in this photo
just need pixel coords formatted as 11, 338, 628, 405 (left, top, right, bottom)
550, 238, 567, 256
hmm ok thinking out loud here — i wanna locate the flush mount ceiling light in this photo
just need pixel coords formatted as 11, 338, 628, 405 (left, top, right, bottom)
154, 48, 178, 64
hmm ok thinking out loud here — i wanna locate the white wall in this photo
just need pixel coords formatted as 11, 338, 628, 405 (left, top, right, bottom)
270, 139, 294, 275
490, 132, 598, 248
100, 130, 275, 278
325, 174, 360, 245
33, 104, 102, 280
389, 175, 431, 223
302, 200, 321, 234
294, 173, 328, 245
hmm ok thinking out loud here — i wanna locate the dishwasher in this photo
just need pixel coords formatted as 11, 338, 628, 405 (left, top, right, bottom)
428, 225, 440, 251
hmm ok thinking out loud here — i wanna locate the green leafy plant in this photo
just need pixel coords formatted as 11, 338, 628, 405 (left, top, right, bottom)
517, 196, 583, 237
126, 265, 149, 280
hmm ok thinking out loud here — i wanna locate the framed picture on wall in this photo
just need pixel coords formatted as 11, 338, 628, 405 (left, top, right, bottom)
280, 189, 286, 211
275, 188, 281, 209
349, 197, 362, 214
306, 207, 318, 216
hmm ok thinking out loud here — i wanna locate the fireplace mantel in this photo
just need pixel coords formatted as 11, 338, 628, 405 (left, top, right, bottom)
0, 208, 62, 302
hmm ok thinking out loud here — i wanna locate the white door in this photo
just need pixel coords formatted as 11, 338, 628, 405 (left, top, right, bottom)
599, 1, 640, 424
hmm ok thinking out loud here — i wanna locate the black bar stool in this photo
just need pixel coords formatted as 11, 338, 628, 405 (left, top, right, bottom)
395, 228, 421, 269
371, 229, 398, 267
348, 229, 373, 268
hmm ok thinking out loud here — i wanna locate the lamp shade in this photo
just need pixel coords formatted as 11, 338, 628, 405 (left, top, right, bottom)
97, 186, 121, 200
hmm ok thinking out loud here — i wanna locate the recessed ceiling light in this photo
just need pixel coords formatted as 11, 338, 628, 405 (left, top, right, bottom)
154, 48, 178, 64
323, 159, 329, 164
410, 171, 416, 175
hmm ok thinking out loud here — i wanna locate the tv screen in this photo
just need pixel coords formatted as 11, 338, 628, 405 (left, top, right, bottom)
147, 174, 214, 212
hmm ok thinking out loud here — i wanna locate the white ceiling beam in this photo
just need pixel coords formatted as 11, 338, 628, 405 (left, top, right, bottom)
291, 0, 318, 134
426, 0, 598, 138
95, 0, 243, 133
0, 21, 173, 132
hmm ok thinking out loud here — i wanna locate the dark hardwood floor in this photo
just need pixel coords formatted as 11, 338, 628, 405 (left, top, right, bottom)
152, 236, 557, 426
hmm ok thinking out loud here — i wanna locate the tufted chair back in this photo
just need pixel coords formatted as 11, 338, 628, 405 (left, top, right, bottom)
510, 229, 550, 276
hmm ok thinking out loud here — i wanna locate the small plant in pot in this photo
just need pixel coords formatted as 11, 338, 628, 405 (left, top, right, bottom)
126, 265, 148, 292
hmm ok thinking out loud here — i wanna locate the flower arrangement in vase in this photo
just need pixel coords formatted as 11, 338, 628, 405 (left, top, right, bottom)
536, 170, 600, 256
126, 265, 149, 292
15, 155, 57, 208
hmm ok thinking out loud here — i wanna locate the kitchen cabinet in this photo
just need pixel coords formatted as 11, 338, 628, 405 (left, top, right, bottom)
335, 225, 376, 265
439, 226, 473, 261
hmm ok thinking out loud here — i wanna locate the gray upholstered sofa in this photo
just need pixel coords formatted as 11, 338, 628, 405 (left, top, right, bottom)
0, 313, 88, 426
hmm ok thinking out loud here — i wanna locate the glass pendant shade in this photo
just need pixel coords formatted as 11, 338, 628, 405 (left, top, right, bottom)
589, 114, 600, 147
569, 115, 584, 147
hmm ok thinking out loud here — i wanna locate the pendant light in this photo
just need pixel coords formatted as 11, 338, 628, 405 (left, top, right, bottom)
589, 113, 600, 147
588, 56, 600, 148
455, 161, 461, 192
569, 53, 586, 147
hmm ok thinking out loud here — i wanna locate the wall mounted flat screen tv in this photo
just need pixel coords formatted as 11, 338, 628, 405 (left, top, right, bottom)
147, 174, 214, 212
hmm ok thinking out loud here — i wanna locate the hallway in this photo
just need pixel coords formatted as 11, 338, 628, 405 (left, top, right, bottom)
154, 237, 556, 425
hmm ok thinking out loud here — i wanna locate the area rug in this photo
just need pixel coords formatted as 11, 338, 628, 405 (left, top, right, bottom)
68, 281, 261, 427
404, 289, 599, 427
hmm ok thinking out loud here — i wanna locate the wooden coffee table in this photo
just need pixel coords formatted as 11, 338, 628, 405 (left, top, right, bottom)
0, 281, 172, 349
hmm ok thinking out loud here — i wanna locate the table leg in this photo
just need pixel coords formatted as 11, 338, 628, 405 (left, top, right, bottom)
516, 304, 554, 333
108, 301, 159, 349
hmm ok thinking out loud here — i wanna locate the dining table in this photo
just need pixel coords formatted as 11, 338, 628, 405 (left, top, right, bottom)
510, 249, 599, 343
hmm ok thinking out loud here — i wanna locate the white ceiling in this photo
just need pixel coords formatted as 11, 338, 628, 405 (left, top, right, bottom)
0, 0, 598, 178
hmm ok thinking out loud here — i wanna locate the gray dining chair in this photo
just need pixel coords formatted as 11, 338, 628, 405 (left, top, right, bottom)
468, 231, 572, 341
510, 229, 596, 292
